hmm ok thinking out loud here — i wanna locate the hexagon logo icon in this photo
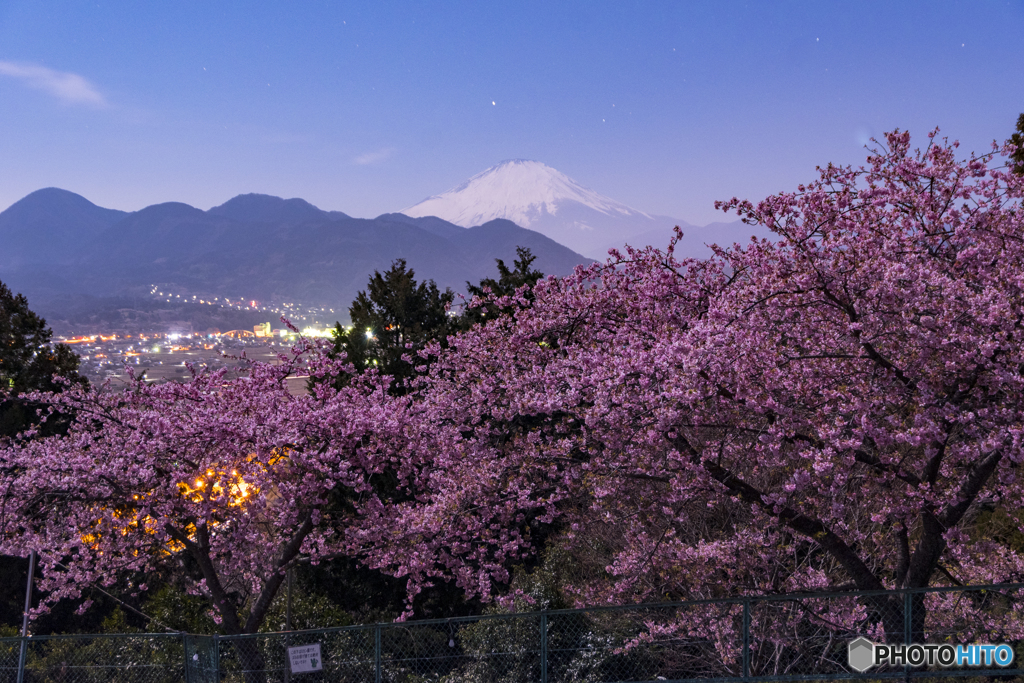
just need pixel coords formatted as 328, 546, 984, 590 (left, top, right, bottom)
848, 637, 875, 673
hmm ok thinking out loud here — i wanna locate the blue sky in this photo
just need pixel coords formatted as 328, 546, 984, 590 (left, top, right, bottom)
0, 1, 1022, 224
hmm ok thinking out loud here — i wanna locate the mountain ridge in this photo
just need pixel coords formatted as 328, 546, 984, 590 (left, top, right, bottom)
209, 193, 350, 225
0, 188, 128, 268
0, 189, 591, 329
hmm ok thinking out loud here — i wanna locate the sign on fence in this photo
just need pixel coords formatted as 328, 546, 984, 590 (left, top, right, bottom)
287, 643, 323, 674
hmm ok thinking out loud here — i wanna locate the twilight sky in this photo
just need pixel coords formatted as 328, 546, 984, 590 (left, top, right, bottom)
0, 1, 1022, 225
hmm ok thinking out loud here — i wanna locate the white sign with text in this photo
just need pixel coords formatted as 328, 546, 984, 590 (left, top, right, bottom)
287, 643, 323, 674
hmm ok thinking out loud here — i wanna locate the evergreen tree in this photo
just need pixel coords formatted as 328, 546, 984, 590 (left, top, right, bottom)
0, 279, 86, 438
1011, 112, 1024, 174
461, 246, 544, 328
325, 260, 454, 394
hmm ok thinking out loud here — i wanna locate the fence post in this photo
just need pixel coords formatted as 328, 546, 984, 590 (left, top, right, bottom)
16, 636, 26, 683
742, 600, 751, 681
540, 612, 548, 683
903, 590, 912, 683
184, 635, 191, 683
903, 590, 911, 645
215, 634, 221, 683
16, 550, 35, 683
375, 624, 382, 683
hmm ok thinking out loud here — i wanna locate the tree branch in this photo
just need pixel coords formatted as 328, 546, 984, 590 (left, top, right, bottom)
243, 510, 315, 633
669, 435, 885, 592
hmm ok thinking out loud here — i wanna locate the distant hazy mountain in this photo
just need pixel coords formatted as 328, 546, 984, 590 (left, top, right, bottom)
403, 160, 775, 260
0, 190, 591, 327
0, 188, 127, 268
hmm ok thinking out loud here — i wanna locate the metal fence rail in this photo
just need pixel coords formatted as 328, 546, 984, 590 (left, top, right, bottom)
3, 584, 1023, 683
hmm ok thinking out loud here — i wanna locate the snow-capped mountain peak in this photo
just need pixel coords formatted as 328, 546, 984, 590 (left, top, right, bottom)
400, 159, 766, 260
402, 159, 649, 229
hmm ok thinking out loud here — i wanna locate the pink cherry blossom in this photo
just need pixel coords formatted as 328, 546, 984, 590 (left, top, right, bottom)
0, 337, 412, 636
352, 130, 1024, 641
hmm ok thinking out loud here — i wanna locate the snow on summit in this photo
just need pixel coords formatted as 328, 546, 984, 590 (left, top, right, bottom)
401, 159, 764, 260
402, 159, 649, 229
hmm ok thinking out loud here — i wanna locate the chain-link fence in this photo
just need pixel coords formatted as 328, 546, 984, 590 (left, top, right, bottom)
0, 632, 194, 683
3, 584, 1024, 682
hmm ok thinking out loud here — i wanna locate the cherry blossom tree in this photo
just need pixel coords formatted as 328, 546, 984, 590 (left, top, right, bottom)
357, 130, 1024, 642
0, 339, 412, 649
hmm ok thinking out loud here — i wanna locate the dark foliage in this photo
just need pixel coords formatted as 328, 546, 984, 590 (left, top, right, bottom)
460, 246, 545, 328
0, 279, 87, 438
321, 259, 454, 395
1011, 112, 1024, 175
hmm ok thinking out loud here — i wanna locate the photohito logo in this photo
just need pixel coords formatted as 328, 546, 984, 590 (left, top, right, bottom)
848, 637, 1015, 672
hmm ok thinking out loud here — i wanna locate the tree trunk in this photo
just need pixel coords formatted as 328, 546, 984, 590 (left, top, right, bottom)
866, 594, 907, 644
867, 591, 925, 644
233, 638, 269, 683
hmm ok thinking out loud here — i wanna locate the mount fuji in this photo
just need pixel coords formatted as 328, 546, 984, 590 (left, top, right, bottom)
402, 160, 769, 260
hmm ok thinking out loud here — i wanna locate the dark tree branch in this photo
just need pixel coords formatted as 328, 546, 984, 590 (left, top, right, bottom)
243, 510, 316, 634
167, 522, 244, 635
669, 435, 885, 592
